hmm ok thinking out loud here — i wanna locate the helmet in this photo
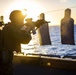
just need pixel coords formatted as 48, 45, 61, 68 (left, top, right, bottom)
9, 10, 25, 22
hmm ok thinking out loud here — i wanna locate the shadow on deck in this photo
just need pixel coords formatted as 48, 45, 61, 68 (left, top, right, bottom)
13, 55, 76, 75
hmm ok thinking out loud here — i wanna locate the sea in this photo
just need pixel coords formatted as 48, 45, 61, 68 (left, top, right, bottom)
21, 25, 76, 58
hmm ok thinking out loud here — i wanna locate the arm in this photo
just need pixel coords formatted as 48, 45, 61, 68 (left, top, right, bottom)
4, 25, 32, 44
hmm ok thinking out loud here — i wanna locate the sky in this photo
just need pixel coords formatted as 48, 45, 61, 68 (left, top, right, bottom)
0, 0, 76, 26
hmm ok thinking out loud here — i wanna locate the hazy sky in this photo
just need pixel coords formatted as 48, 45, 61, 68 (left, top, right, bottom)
0, 0, 76, 26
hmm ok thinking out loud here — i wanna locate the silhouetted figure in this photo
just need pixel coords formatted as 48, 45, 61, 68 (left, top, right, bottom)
0, 16, 4, 27
0, 10, 32, 75
38, 13, 51, 45
61, 8, 75, 45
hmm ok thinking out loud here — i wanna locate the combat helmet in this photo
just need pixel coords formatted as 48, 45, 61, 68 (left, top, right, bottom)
9, 10, 25, 22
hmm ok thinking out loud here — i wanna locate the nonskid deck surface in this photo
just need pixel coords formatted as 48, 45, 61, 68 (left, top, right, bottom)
13, 54, 76, 75
14, 64, 76, 75
14, 44, 76, 75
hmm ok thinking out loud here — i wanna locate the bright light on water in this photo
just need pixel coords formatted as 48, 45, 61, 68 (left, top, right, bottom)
20, 26, 76, 58
21, 33, 40, 55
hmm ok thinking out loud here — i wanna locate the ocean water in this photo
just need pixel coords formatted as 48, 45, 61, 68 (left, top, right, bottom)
21, 25, 76, 58
50, 25, 76, 45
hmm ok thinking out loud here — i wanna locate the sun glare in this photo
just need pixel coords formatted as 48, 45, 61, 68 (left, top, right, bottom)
45, 14, 59, 26
4, 0, 59, 25
21, 9, 27, 16
4, 0, 42, 23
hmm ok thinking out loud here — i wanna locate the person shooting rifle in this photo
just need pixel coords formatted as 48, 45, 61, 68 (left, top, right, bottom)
0, 10, 46, 75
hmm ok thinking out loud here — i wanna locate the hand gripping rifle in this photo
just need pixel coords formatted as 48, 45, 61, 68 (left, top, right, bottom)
24, 18, 50, 34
